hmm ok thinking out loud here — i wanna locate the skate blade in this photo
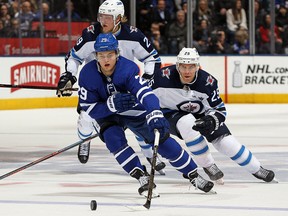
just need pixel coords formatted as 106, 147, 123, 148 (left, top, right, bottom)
189, 185, 217, 195
141, 190, 160, 198
206, 189, 217, 195
271, 178, 279, 183
157, 169, 166, 175
215, 178, 224, 185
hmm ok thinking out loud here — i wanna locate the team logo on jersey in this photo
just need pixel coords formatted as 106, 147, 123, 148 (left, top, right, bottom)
161, 68, 170, 79
130, 26, 138, 33
176, 101, 203, 114
205, 75, 215, 86
87, 25, 95, 34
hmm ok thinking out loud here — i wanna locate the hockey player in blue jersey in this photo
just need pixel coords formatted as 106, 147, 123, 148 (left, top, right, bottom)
77, 32, 215, 196
151, 47, 275, 183
56, 0, 165, 174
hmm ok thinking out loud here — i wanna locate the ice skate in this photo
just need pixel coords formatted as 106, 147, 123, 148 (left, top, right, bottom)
77, 141, 90, 164
147, 156, 166, 175
203, 163, 224, 184
130, 167, 159, 198
253, 166, 275, 183
188, 171, 215, 193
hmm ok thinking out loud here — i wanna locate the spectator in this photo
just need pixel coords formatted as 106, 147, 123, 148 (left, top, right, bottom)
34, 2, 54, 21
149, 22, 168, 54
6, 18, 20, 38
254, 0, 267, 29
193, 19, 212, 53
226, 0, 248, 44
136, 0, 153, 35
276, 5, 288, 28
232, 29, 249, 54
193, 0, 214, 27
14, 0, 35, 31
0, 19, 7, 37
208, 29, 233, 54
258, 14, 283, 54
151, 0, 177, 20
213, 0, 232, 28
276, 5, 288, 53
8, 1, 19, 17
0, 4, 11, 28
166, 9, 187, 54
150, 0, 173, 36
56, 1, 81, 21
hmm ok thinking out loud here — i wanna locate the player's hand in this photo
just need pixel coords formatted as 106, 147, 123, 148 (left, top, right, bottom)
146, 110, 170, 143
56, 72, 77, 97
142, 73, 154, 87
107, 93, 136, 113
192, 115, 219, 136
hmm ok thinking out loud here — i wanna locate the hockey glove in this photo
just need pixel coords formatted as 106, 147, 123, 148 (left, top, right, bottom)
146, 110, 170, 143
107, 93, 136, 113
192, 115, 219, 136
57, 72, 77, 97
142, 73, 154, 87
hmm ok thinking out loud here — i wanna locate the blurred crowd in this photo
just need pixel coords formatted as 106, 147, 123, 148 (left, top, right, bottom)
1, 0, 288, 55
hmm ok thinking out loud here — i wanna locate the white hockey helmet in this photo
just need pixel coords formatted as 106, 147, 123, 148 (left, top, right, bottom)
177, 47, 200, 65
98, 0, 125, 21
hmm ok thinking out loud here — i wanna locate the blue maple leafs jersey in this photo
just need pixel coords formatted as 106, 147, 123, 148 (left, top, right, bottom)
78, 56, 160, 120
151, 65, 227, 121
65, 22, 161, 77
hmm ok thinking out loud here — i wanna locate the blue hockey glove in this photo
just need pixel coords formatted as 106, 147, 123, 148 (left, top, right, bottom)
146, 110, 170, 143
192, 115, 219, 136
107, 93, 136, 113
57, 72, 77, 97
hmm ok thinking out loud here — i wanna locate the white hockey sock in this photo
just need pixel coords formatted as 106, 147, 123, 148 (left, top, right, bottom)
136, 135, 153, 158
213, 135, 260, 173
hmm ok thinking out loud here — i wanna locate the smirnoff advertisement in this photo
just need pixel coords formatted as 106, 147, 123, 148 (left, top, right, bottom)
0, 57, 64, 99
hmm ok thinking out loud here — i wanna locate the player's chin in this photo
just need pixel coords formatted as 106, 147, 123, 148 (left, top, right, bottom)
102, 26, 113, 33
183, 77, 193, 83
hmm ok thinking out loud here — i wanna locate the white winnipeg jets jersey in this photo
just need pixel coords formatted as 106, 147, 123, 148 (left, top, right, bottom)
65, 22, 161, 77
151, 65, 226, 119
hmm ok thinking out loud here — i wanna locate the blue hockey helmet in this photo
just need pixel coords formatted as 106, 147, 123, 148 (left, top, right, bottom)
94, 33, 119, 53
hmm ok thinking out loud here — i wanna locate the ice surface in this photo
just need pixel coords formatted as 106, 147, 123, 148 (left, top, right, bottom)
0, 104, 287, 216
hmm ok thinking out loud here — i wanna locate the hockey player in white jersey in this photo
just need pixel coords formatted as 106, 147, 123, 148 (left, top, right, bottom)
77, 32, 215, 196
56, 0, 165, 174
151, 47, 275, 183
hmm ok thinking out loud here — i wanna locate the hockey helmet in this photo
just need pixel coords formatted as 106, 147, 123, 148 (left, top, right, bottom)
177, 47, 200, 65
94, 33, 119, 53
98, 0, 125, 21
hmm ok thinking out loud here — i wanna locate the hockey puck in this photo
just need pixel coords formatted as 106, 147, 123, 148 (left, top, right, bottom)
90, 200, 97, 211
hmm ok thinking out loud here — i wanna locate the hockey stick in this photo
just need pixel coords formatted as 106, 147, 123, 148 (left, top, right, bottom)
0, 134, 98, 180
143, 130, 160, 209
0, 83, 78, 91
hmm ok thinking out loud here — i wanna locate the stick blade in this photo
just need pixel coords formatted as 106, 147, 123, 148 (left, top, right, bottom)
143, 200, 151, 209
125, 205, 149, 211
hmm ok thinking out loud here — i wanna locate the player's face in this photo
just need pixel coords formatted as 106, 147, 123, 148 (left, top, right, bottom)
178, 63, 198, 84
96, 51, 117, 76
98, 14, 115, 33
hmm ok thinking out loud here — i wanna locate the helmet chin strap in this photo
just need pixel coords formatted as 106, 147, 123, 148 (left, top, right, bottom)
112, 19, 121, 32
